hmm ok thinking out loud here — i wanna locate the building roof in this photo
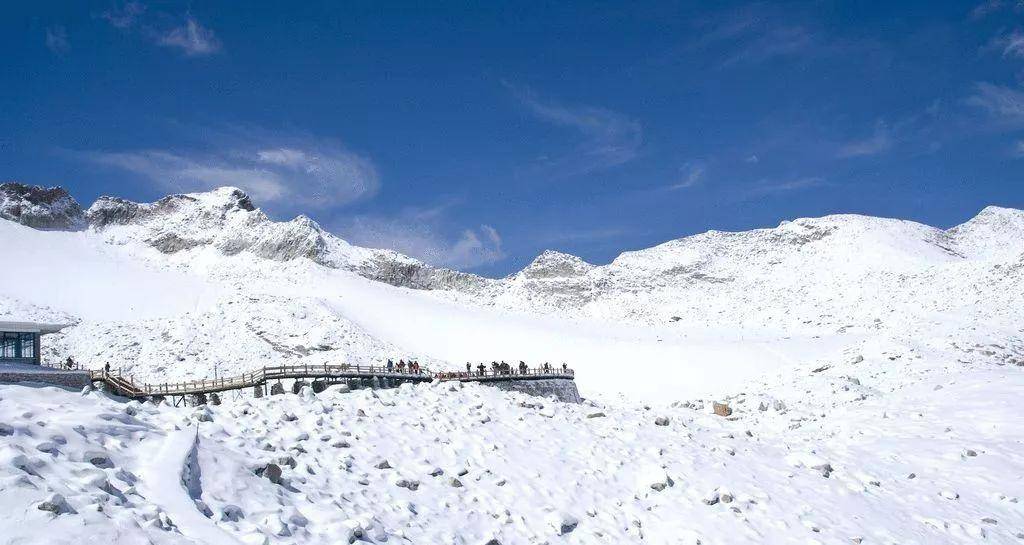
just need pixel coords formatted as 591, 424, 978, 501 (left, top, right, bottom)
0, 321, 68, 334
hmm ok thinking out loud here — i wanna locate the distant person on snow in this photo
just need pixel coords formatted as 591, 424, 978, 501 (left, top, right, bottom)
104, 362, 111, 374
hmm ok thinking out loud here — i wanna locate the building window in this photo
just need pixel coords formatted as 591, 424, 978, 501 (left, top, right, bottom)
1, 332, 17, 359
20, 333, 35, 359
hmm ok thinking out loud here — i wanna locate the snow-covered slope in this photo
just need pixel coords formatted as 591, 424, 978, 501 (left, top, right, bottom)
2, 357, 1023, 544
0, 185, 1022, 402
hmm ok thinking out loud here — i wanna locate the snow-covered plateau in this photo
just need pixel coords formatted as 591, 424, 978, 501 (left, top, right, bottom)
1, 182, 1023, 544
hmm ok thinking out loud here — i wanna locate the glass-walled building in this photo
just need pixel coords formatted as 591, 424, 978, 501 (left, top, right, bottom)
0, 322, 65, 365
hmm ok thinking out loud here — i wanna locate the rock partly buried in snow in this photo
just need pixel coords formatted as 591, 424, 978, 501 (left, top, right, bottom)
0, 182, 85, 230
221, 504, 245, 522
257, 463, 283, 484
713, 402, 732, 417
654, 416, 670, 426
36, 493, 72, 515
546, 512, 579, 535
785, 452, 834, 478
638, 465, 673, 492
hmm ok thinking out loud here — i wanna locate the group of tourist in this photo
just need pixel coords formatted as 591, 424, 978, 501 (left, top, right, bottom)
382, 358, 570, 378
459, 360, 568, 377
385, 359, 424, 374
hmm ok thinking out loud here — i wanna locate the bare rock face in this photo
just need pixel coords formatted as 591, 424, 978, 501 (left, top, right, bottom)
713, 402, 732, 417
358, 255, 487, 291
519, 250, 595, 280
0, 182, 85, 230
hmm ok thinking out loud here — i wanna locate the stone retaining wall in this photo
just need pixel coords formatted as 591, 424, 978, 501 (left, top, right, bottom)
0, 369, 91, 390
485, 378, 582, 403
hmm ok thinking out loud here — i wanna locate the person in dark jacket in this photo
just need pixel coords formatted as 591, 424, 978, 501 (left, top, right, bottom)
466, 362, 472, 375
387, 359, 394, 372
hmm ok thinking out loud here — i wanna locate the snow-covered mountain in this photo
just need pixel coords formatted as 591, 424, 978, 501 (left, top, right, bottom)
0, 183, 1022, 399
3, 183, 1024, 544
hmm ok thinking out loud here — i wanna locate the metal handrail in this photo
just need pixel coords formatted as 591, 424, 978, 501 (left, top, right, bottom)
85, 362, 574, 398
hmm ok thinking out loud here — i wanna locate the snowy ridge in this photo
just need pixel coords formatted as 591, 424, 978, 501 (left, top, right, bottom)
85, 187, 488, 292
0, 182, 85, 231
486, 210, 1024, 330
0, 184, 1021, 400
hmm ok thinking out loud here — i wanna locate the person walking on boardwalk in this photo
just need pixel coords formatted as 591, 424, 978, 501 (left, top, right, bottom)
477, 362, 486, 376
519, 361, 527, 374
104, 362, 110, 374
65, 356, 75, 370
387, 359, 394, 373
466, 362, 472, 376
562, 362, 568, 372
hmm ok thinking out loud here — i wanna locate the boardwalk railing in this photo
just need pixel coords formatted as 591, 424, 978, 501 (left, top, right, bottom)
85, 363, 574, 399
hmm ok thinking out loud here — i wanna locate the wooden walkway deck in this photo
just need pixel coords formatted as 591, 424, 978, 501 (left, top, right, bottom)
88, 363, 575, 400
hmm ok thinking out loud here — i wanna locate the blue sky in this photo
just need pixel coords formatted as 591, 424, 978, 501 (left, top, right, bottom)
3, 1, 1023, 275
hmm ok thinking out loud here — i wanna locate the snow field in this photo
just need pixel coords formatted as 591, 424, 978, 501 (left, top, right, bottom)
2, 357, 1023, 545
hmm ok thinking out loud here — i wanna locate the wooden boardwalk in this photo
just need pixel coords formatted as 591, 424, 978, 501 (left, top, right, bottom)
88, 363, 575, 401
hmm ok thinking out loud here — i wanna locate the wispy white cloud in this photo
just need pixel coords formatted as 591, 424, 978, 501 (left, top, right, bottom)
668, 161, 706, 190
74, 137, 378, 208
992, 30, 1024, 59
505, 82, 642, 179
100, 3, 221, 57
747, 176, 825, 196
101, 2, 145, 29
45, 26, 70, 55
967, 82, 1024, 125
971, 0, 1024, 19
689, 4, 817, 67
337, 206, 506, 270
157, 16, 221, 56
1012, 140, 1024, 157
836, 122, 894, 158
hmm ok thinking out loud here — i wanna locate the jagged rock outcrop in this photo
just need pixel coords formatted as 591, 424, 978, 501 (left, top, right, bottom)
0, 182, 85, 230
86, 188, 328, 262
517, 250, 595, 280
84, 186, 490, 291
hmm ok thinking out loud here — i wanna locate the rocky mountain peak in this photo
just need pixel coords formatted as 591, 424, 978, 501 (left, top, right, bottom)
0, 182, 85, 230
518, 250, 595, 279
